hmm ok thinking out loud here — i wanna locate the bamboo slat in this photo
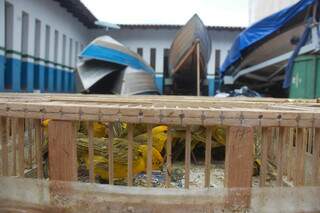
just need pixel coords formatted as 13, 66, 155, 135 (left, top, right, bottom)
17, 118, 25, 177
147, 124, 153, 187
108, 123, 114, 185
185, 126, 191, 189
27, 119, 33, 169
165, 126, 173, 188
88, 121, 94, 183
0, 117, 8, 176
314, 128, 320, 185
204, 127, 212, 188
260, 127, 272, 187
35, 120, 43, 179
11, 118, 17, 176
127, 124, 134, 186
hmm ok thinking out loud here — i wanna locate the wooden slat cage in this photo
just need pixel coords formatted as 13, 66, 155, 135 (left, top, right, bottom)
0, 93, 319, 212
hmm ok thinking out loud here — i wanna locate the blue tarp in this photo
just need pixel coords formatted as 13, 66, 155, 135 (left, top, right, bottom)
220, 0, 316, 75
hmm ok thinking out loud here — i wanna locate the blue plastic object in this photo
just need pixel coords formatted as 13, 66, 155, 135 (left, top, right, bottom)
81, 44, 154, 74
220, 0, 316, 75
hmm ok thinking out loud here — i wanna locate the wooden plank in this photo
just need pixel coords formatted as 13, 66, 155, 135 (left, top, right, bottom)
295, 128, 307, 186
147, 124, 153, 187
17, 118, 25, 177
11, 118, 17, 176
34, 120, 43, 179
165, 126, 173, 188
260, 127, 272, 187
276, 127, 287, 186
127, 124, 134, 186
27, 119, 33, 169
108, 122, 114, 185
225, 127, 254, 208
173, 43, 197, 74
185, 125, 191, 189
87, 121, 94, 183
196, 42, 200, 96
225, 127, 254, 187
205, 126, 212, 188
0, 117, 8, 176
313, 128, 320, 185
48, 120, 77, 181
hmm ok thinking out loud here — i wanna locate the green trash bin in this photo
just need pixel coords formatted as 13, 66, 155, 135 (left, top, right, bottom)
289, 55, 320, 99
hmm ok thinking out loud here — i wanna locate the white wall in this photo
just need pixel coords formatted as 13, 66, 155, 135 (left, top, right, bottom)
249, 0, 299, 24
4, 0, 91, 67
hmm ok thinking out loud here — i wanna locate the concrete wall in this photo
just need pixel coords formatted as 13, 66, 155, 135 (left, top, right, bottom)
0, 0, 91, 93
249, 0, 299, 24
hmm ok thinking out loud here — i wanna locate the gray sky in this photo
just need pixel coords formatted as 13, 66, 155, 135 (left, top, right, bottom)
81, 0, 249, 27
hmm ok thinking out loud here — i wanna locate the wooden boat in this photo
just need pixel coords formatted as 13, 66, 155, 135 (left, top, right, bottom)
169, 14, 212, 95
76, 36, 159, 95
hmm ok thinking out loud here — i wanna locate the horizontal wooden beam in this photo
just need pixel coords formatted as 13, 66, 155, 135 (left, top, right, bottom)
0, 94, 319, 127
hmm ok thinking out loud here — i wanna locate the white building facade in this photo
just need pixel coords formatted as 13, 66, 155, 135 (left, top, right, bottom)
0, 0, 243, 96
249, 0, 299, 24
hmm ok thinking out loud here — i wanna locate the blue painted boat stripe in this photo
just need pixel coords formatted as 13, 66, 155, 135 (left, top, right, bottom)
81, 44, 154, 74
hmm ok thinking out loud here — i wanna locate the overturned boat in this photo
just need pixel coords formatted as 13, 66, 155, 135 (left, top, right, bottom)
75, 36, 159, 95
221, 0, 320, 91
169, 14, 212, 95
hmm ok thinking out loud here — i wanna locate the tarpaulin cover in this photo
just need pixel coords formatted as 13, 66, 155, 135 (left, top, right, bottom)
220, 0, 316, 75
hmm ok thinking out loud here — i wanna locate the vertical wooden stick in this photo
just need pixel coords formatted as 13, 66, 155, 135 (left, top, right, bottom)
276, 127, 287, 186
127, 123, 134, 186
260, 127, 272, 187
185, 125, 191, 189
287, 128, 294, 181
108, 123, 114, 185
313, 128, 320, 185
27, 119, 33, 169
205, 127, 212, 188
17, 118, 25, 177
11, 118, 17, 176
35, 120, 43, 179
48, 120, 77, 181
147, 124, 153, 187
0, 117, 8, 176
165, 126, 173, 188
196, 42, 200, 96
88, 121, 94, 183
295, 128, 307, 186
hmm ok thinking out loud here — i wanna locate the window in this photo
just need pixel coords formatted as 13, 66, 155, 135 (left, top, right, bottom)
215, 49, 221, 73
137, 48, 143, 57
33, 19, 41, 90
21, 11, 29, 91
163, 48, 170, 78
45, 25, 50, 61
69, 38, 73, 67
21, 12, 29, 55
5, 2, 13, 90
150, 48, 156, 69
74, 41, 79, 66
5, 1, 13, 51
62, 34, 66, 65
34, 19, 41, 58
54, 30, 59, 63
